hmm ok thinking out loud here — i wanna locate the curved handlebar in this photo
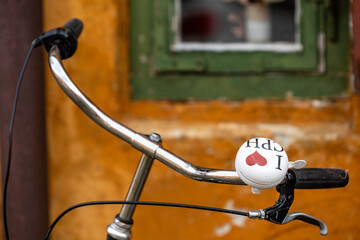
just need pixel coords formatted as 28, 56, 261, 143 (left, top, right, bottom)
48, 45, 349, 189
48, 45, 244, 185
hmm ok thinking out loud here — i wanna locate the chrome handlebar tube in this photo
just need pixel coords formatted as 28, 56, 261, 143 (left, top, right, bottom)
48, 45, 244, 186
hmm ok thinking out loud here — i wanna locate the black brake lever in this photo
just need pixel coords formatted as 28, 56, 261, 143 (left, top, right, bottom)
247, 170, 328, 235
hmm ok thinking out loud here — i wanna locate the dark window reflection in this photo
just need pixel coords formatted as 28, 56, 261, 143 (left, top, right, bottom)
180, 0, 296, 43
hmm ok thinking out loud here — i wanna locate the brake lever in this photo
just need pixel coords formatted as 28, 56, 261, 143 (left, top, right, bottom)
283, 212, 328, 235
247, 170, 328, 236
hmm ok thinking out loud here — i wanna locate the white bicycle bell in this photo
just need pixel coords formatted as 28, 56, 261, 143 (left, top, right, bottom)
235, 137, 306, 194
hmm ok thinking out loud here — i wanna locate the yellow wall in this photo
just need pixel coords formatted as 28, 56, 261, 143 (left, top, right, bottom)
44, 1, 359, 239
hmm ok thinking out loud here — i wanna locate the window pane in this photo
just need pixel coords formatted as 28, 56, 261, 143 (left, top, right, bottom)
179, 0, 297, 44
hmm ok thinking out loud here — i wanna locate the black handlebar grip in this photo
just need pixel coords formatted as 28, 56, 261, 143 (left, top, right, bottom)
63, 18, 83, 39
291, 168, 349, 189
37, 18, 83, 59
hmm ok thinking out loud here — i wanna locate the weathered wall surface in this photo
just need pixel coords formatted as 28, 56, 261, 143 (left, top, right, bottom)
44, 0, 359, 239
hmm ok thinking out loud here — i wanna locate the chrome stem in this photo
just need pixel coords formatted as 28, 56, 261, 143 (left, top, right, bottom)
107, 153, 155, 240
119, 153, 154, 222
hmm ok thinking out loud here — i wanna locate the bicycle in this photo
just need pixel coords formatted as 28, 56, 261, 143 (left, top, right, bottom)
3, 19, 349, 240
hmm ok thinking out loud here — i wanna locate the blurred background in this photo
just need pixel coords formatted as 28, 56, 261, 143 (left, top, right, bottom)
1, 0, 360, 239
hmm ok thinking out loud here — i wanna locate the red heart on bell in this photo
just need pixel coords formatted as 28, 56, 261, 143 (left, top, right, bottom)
246, 151, 267, 166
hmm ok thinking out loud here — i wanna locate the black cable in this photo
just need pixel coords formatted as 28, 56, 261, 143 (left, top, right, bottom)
45, 200, 248, 240
2, 41, 37, 240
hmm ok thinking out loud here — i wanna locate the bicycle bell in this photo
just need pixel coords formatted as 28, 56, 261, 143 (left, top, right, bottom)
235, 137, 306, 193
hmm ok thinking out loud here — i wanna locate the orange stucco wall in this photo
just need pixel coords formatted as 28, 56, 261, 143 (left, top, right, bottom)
44, 1, 359, 239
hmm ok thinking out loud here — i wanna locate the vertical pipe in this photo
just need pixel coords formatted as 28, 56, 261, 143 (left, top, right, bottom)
107, 154, 154, 240
351, 0, 360, 133
0, 0, 48, 239
352, 0, 360, 93
119, 154, 154, 222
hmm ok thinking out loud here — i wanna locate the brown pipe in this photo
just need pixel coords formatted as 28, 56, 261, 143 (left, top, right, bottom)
0, 0, 48, 239
352, 0, 360, 92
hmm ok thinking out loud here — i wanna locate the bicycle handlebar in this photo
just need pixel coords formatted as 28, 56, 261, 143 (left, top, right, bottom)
48, 45, 349, 190
48, 45, 244, 185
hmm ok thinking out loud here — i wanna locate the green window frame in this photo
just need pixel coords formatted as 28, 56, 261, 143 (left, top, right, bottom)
130, 0, 349, 100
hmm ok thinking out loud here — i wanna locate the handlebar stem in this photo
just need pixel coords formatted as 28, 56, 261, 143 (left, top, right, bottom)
107, 152, 154, 240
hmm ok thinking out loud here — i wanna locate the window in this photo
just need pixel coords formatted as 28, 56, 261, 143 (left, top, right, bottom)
130, 0, 349, 99
176, 0, 300, 51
